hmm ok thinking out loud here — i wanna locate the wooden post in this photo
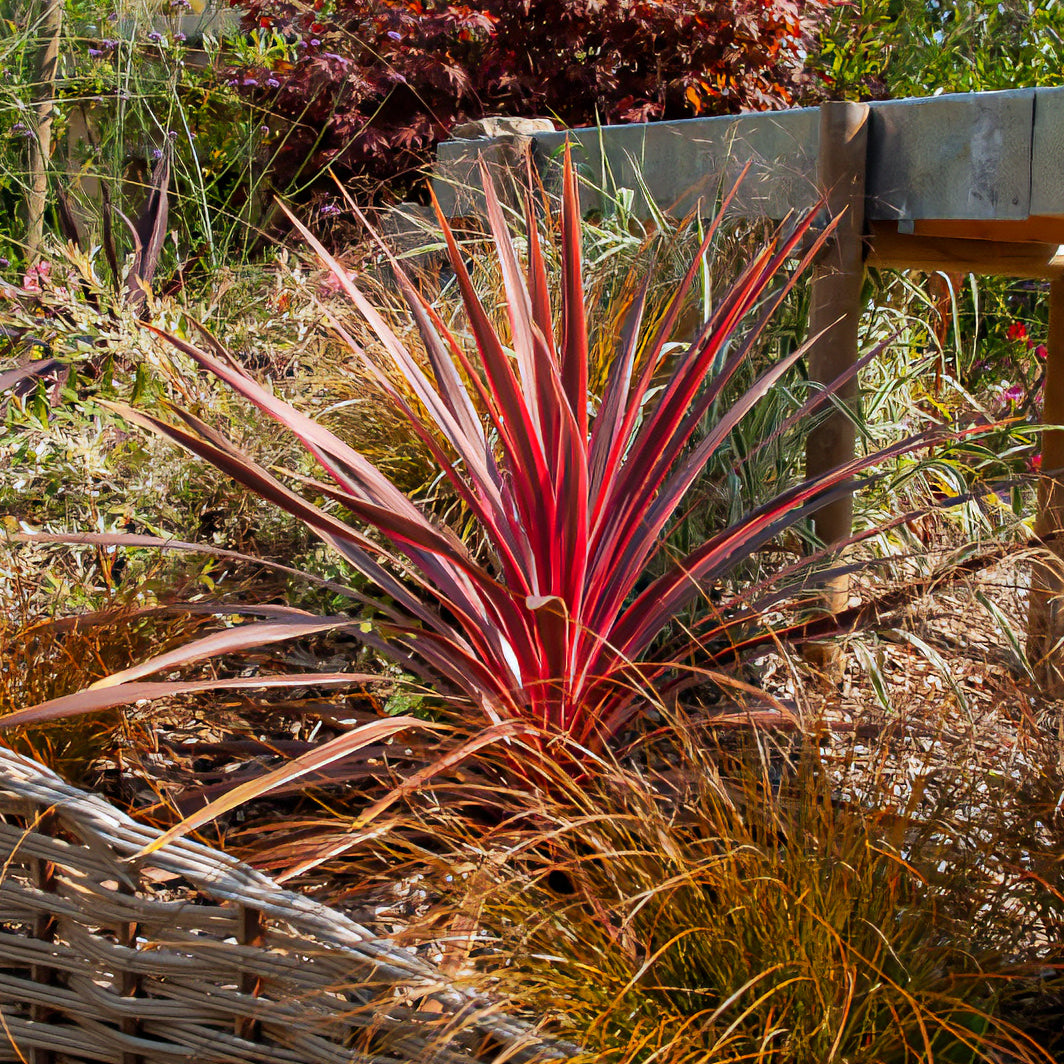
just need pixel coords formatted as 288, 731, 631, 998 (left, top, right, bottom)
1027, 279, 1064, 696
803, 101, 870, 673
25, 0, 62, 263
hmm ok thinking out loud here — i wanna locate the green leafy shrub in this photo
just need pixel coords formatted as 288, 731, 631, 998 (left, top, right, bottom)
0, 0, 274, 274
815, 0, 1064, 101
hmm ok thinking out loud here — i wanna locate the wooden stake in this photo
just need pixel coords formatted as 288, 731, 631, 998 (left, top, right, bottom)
803, 102, 870, 674
25, 0, 62, 263
1027, 278, 1064, 697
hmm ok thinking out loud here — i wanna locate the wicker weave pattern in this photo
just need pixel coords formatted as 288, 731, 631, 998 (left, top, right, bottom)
0, 747, 551, 1064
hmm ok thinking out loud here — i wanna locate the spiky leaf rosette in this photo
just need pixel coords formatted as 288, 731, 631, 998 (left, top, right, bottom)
3, 148, 960, 799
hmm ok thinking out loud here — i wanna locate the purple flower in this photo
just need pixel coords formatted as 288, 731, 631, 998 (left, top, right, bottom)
319, 203, 341, 216
1004, 384, 1025, 404
152, 147, 163, 160
166, 129, 178, 140
147, 30, 162, 42
266, 77, 280, 88
242, 76, 258, 86
0, 257, 9, 269
102, 38, 119, 49
309, 37, 321, 46
259, 125, 269, 135
174, 31, 186, 42
88, 47, 103, 57
386, 30, 401, 40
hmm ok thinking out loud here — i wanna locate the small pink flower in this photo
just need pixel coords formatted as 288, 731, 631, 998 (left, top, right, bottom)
1035, 344, 1048, 360
1003, 383, 1025, 404
21, 261, 51, 292
318, 266, 356, 296
1029, 453, 1043, 472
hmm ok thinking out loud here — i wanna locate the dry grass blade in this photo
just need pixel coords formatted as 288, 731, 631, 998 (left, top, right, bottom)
138, 714, 444, 856
417, 726, 1063, 1064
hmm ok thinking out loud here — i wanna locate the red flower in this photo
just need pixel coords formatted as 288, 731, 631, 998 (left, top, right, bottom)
259, 15, 270, 27
1029, 452, 1043, 472
1007, 321, 1028, 342
1035, 344, 1048, 360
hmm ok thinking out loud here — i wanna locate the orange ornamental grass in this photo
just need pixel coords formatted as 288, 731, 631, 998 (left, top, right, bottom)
2, 148, 965, 832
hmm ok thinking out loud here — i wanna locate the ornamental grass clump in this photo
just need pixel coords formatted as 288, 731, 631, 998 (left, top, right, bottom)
3, 150, 967, 807
446, 732, 1062, 1064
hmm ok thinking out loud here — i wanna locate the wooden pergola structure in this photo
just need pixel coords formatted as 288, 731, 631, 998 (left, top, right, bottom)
434, 89, 1064, 688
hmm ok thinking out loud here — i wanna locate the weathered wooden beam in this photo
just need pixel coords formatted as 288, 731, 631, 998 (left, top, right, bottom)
867, 221, 1064, 278
803, 102, 870, 673
906, 216, 1064, 246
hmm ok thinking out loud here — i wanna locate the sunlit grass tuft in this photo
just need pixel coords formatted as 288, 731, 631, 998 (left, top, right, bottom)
439, 725, 1063, 1064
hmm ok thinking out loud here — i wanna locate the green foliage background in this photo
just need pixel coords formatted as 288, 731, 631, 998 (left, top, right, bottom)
817, 0, 1064, 99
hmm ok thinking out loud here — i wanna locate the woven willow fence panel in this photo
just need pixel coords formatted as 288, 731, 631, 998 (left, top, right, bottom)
0, 747, 552, 1064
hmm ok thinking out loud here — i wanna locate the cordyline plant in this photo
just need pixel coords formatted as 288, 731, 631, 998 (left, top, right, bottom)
2, 150, 964, 823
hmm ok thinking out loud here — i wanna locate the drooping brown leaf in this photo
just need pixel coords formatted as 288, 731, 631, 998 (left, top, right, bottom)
0, 672, 379, 728
136, 714, 443, 856
125, 147, 171, 314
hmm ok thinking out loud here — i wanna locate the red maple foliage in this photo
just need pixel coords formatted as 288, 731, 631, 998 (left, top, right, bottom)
229, 0, 832, 196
